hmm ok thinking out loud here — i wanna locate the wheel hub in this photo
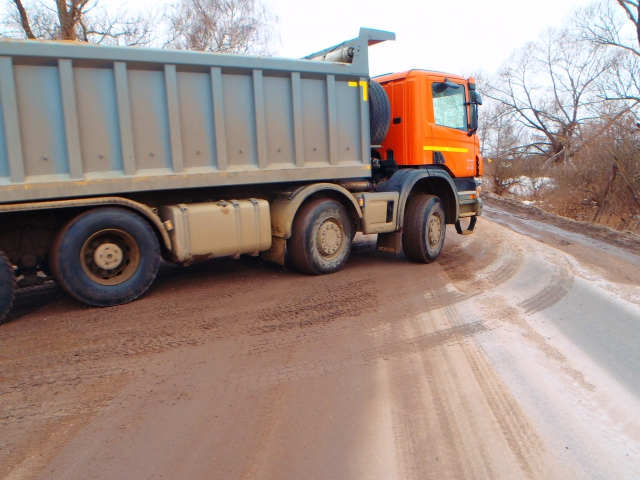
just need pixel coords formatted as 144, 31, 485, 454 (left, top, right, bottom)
318, 220, 342, 257
428, 214, 442, 248
80, 229, 140, 286
93, 243, 124, 270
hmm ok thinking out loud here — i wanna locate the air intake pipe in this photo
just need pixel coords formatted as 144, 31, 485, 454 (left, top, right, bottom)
310, 46, 355, 64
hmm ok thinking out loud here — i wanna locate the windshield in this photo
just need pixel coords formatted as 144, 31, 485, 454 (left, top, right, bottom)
432, 83, 467, 130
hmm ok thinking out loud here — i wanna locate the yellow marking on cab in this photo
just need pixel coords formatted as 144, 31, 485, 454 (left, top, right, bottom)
423, 146, 469, 153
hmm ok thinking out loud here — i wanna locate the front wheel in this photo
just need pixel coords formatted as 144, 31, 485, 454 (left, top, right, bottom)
289, 198, 353, 275
0, 251, 16, 323
50, 208, 161, 307
402, 195, 446, 263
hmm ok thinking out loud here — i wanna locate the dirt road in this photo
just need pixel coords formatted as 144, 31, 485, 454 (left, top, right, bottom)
2, 200, 640, 479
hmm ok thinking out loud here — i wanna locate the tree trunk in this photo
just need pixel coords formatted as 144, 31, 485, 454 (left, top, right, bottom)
636, 2, 640, 47
593, 164, 618, 223
614, 162, 640, 211
56, 0, 74, 40
12, 0, 36, 39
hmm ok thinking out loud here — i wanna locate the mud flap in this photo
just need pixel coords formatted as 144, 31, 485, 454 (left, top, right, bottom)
260, 236, 287, 266
377, 231, 403, 253
455, 216, 477, 236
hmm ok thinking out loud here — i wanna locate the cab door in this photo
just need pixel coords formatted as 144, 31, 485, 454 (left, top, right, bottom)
426, 75, 476, 178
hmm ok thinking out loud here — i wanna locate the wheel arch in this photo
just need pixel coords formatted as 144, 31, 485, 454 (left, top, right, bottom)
270, 183, 363, 240
261, 184, 361, 267
0, 197, 173, 259
378, 169, 459, 227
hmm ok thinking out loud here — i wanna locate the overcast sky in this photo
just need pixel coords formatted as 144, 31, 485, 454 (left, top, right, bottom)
119, 0, 601, 76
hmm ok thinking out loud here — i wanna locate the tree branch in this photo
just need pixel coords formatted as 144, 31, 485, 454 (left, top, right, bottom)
12, 0, 36, 39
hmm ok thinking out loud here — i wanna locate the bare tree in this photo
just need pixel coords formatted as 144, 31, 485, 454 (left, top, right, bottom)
576, 0, 639, 55
1, 0, 158, 46
603, 53, 640, 107
617, 0, 640, 48
165, 0, 277, 55
485, 27, 615, 165
575, 1, 640, 115
552, 111, 640, 227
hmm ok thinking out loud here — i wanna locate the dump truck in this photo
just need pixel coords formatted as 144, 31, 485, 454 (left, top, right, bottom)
0, 28, 483, 322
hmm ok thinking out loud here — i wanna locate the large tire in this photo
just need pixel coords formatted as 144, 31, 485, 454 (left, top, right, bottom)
290, 198, 353, 275
402, 195, 446, 263
50, 208, 160, 307
0, 251, 16, 324
369, 80, 391, 145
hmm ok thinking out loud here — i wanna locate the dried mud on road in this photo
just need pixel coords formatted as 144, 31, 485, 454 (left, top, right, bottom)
2, 202, 640, 479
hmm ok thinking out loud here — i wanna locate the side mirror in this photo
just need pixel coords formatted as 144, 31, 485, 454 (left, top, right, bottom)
469, 103, 479, 135
471, 90, 483, 105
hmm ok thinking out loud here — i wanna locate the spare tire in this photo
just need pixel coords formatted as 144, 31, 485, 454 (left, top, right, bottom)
369, 80, 391, 145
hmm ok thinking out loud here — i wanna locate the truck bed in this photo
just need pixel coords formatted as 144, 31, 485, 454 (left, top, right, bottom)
0, 29, 394, 204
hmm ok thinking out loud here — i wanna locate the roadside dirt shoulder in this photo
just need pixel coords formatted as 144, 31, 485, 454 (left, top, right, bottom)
483, 193, 640, 256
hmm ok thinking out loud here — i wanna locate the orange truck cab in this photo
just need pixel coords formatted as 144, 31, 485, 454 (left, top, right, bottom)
373, 70, 483, 229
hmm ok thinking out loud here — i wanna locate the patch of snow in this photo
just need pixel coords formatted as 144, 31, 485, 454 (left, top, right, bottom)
505, 176, 556, 197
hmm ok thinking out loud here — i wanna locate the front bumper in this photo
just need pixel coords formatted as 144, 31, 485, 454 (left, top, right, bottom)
457, 194, 482, 218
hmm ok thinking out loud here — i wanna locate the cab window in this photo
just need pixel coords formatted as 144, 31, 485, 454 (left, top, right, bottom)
432, 82, 467, 130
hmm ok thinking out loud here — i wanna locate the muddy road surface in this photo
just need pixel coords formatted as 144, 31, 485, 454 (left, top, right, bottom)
2, 200, 640, 479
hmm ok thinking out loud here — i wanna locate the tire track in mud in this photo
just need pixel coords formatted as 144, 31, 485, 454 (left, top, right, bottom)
0, 272, 380, 427
421, 247, 524, 315
3, 283, 65, 323
210, 230, 529, 477
0, 372, 133, 425
1, 268, 384, 434
385, 295, 549, 479
382, 232, 557, 480
248, 279, 377, 335
480, 296, 595, 393
387, 361, 430, 480
225, 321, 488, 391
437, 343, 499, 480
442, 305, 556, 479
384, 306, 552, 477
0, 372, 133, 480
435, 231, 525, 316
0, 222, 548, 476
517, 267, 574, 315
440, 229, 524, 290
0, 226, 513, 399
408, 341, 469, 479
482, 252, 523, 288
0, 277, 370, 370
466, 220, 592, 396
389, 351, 468, 480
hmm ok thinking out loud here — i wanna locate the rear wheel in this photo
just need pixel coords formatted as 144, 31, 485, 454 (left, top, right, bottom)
290, 198, 353, 275
0, 251, 16, 323
402, 195, 446, 263
51, 208, 160, 307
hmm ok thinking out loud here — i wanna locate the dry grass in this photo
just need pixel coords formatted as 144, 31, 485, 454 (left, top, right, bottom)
483, 117, 640, 234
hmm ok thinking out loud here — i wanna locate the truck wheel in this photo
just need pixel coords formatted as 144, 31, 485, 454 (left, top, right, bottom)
369, 80, 391, 145
290, 198, 353, 275
50, 208, 160, 307
402, 195, 446, 263
0, 251, 16, 324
